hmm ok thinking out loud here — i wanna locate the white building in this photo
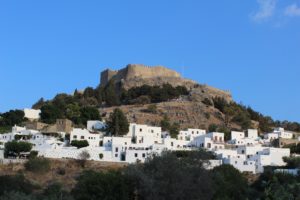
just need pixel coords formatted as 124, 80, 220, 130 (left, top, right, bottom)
192, 132, 225, 150
70, 128, 103, 147
178, 129, 206, 141
24, 109, 41, 121
265, 128, 294, 140
0, 122, 294, 173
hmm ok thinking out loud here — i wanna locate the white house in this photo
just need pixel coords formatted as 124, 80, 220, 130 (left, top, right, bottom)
24, 109, 41, 120
70, 128, 103, 147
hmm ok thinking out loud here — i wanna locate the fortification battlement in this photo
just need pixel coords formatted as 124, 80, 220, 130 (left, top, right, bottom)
100, 64, 181, 86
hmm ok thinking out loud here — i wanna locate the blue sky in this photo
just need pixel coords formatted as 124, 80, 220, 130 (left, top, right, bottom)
0, 0, 299, 122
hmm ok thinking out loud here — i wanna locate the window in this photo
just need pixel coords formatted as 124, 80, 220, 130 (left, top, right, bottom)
115, 147, 118, 152
135, 153, 138, 157
171, 142, 174, 146
140, 128, 142, 132
151, 130, 154, 133
81, 136, 84, 139
73, 135, 77, 139
115, 154, 118, 157
142, 153, 145, 158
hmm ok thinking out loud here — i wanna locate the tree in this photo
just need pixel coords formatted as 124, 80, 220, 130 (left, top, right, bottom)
71, 170, 134, 200
32, 98, 45, 109
0, 174, 36, 196
125, 151, 213, 200
212, 97, 228, 113
208, 124, 218, 132
212, 165, 250, 200
0, 110, 25, 126
169, 123, 180, 138
83, 87, 95, 98
66, 103, 81, 122
40, 104, 64, 124
104, 80, 120, 106
160, 115, 171, 131
106, 108, 129, 136
79, 107, 101, 125
77, 150, 90, 168
0, 191, 35, 200
94, 85, 104, 106
42, 182, 73, 200
4, 141, 32, 158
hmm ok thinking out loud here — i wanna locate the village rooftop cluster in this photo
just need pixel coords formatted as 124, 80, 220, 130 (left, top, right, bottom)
1, 108, 299, 175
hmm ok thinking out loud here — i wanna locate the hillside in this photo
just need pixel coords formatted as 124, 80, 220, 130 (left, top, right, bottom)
27, 64, 300, 135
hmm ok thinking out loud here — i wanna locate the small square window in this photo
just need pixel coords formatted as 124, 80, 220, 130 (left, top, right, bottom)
115, 154, 118, 157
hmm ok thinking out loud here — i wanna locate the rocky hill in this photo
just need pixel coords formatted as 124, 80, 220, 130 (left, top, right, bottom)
28, 64, 300, 134
101, 64, 232, 101
99, 64, 238, 131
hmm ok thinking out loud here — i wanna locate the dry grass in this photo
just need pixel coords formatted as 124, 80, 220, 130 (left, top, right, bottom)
0, 159, 127, 192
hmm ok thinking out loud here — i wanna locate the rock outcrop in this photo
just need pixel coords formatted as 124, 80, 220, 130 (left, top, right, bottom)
100, 64, 232, 102
99, 64, 235, 129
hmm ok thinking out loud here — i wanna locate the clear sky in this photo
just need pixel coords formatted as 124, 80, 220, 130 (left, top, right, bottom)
0, 0, 299, 122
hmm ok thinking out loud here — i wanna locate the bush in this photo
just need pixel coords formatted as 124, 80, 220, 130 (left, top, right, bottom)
24, 157, 50, 173
29, 151, 38, 159
212, 165, 250, 200
125, 151, 213, 200
56, 168, 66, 176
72, 170, 134, 200
77, 150, 90, 168
99, 153, 104, 159
283, 157, 300, 168
202, 98, 213, 106
4, 141, 32, 158
0, 174, 36, 196
143, 104, 158, 114
71, 140, 89, 148
122, 84, 189, 104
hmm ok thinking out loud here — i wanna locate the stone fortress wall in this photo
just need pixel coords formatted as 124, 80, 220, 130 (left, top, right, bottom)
101, 64, 181, 86
100, 64, 232, 101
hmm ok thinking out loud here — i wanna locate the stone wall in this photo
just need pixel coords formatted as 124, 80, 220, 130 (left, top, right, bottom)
100, 64, 181, 86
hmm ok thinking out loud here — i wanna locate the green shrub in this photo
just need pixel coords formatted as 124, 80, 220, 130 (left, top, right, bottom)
0, 174, 36, 196
24, 157, 50, 173
71, 140, 89, 148
29, 151, 38, 159
202, 98, 213, 106
99, 153, 104, 159
4, 141, 32, 158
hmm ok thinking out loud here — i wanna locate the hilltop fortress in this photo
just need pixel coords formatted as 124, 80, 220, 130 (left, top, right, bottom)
100, 64, 200, 91
101, 64, 185, 87
100, 64, 231, 102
